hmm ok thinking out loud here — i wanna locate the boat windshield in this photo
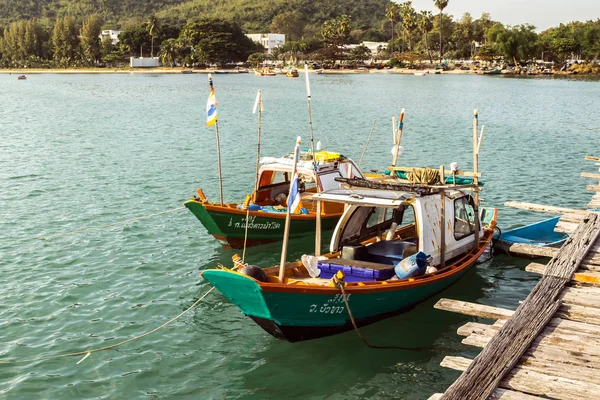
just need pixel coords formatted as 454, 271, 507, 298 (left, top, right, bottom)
337, 204, 415, 249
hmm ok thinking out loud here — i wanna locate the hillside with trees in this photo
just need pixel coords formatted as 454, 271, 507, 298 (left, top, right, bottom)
0, 0, 598, 71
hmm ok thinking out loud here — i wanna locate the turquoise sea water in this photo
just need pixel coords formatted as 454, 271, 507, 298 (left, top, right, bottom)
1, 72, 599, 399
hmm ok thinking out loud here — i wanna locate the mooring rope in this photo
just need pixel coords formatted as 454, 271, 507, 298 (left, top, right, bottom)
33, 206, 185, 241
333, 276, 431, 351
0, 286, 215, 365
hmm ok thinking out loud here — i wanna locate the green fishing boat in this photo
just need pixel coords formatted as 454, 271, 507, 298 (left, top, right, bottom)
202, 180, 497, 341
185, 153, 364, 248
201, 110, 494, 342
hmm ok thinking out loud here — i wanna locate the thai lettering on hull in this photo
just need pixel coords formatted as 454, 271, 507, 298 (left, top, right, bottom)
233, 215, 282, 230
308, 294, 351, 314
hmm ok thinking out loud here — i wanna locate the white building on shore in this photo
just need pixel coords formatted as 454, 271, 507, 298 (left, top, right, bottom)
130, 57, 161, 68
246, 33, 285, 54
100, 30, 122, 45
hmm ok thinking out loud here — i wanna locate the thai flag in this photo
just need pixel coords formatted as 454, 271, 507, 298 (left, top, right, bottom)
287, 173, 303, 214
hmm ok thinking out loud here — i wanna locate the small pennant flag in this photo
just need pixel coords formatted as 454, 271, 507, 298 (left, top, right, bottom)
206, 74, 218, 127
287, 173, 303, 214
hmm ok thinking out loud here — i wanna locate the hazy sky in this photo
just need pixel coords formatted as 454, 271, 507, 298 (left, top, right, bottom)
407, 0, 599, 31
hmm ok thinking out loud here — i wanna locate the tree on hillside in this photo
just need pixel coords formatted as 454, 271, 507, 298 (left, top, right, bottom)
487, 24, 538, 62
119, 25, 151, 57
349, 44, 371, 65
158, 38, 180, 66
80, 14, 103, 66
321, 14, 352, 63
418, 11, 433, 63
433, 0, 449, 60
179, 19, 260, 66
385, 2, 400, 53
148, 15, 158, 58
399, 2, 417, 51
452, 12, 474, 59
52, 16, 79, 66
270, 11, 304, 41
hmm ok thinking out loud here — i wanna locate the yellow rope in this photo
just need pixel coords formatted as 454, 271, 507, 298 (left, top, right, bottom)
34, 206, 185, 241
0, 286, 215, 365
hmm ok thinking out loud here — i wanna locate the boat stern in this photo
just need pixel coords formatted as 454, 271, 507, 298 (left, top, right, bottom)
201, 269, 273, 320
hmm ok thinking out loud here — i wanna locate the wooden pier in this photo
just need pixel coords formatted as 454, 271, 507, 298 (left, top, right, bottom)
430, 156, 600, 400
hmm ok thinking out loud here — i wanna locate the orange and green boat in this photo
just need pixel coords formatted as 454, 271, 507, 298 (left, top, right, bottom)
202, 179, 497, 341
201, 111, 495, 342
185, 152, 364, 248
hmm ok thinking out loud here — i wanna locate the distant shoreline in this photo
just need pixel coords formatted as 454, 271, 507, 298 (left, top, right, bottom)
0, 67, 583, 76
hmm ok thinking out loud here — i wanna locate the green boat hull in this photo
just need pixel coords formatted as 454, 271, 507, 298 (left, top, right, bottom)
202, 268, 472, 342
185, 200, 339, 248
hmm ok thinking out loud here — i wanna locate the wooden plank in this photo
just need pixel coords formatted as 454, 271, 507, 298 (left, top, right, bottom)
437, 296, 600, 328
440, 214, 600, 400
503, 201, 588, 215
457, 322, 600, 351
442, 356, 600, 400
434, 298, 514, 320
506, 243, 558, 258
443, 354, 600, 386
463, 332, 600, 369
581, 172, 600, 179
430, 389, 545, 400
526, 262, 600, 286
585, 156, 600, 162
554, 220, 580, 234
560, 212, 586, 223
587, 185, 600, 192
543, 214, 600, 279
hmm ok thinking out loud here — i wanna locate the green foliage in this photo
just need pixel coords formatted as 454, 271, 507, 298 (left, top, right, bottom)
179, 19, 261, 66
119, 24, 150, 56
270, 11, 304, 41
158, 38, 181, 66
52, 16, 79, 66
80, 14, 103, 65
247, 51, 265, 67
488, 24, 538, 62
539, 20, 600, 62
349, 44, 371, 62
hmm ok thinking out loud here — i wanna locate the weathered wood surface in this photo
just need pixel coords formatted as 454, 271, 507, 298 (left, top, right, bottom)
503, 201, 587, 215
434, 298, 514, 320
542, 214, 600, 279
429, 388, 544, 400
439, 213, 600, 400
585, 155, 600, 162
441, 356, 600, 400
505, 243, 558, 258
436, 297, 600, 330
458, 321, 600, 354
526, 262, 600, 285
581, 172, 600, 180
588, 185, 600, 192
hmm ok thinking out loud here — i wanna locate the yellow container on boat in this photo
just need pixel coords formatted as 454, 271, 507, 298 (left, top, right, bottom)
315, 151, 341, 162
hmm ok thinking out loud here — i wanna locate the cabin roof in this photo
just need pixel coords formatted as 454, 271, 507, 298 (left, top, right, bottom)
312, 188, 414, 207
258, 155, 357, 176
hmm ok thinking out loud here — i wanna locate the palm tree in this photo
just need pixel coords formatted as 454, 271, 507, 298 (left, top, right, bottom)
418, 11, 434, 63
158, 38, 179, 67
433, 0, 449, 61
386, 2, 400, 53
400, 2, 417, 51
148, 15, 158, 58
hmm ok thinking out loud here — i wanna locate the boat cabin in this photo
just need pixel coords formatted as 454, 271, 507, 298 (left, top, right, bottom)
313, 186, 484, 268
252, 154, 363, 213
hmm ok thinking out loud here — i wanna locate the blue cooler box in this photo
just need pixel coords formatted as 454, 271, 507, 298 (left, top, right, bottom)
317, 261, 395, 282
